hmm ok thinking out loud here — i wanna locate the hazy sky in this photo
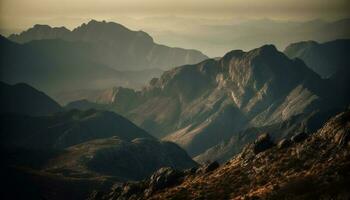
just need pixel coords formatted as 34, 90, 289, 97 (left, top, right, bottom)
0, 0, 349, 56
1, 0, 349, 28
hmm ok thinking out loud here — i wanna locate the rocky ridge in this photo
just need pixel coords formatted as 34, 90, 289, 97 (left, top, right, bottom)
70, 44, 344, 160
95, 110, 350, 199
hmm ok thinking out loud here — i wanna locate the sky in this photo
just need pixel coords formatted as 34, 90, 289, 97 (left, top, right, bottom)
0, 0, 349, 56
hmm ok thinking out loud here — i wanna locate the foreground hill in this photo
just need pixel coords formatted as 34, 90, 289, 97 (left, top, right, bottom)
68, 44, 348, 159
284, 39, 350, 78
0, 82, 62, 116
0, 109, 152, 149
1, 110, 197, 199
8, 20, 208, 71
96, 110, 350, 200
44, 137, 197, 181
1, 83, 197, 199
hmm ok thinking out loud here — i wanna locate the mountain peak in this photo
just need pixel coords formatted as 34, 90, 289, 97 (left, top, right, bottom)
32, 24, 52, 29
78, 19, 131, 32
30, 24, 70, 33
221, 45, 280, 63
251, 44, 279, 56
222, 50, 245, 61
8, 24, 70, 43
259, 44, 277, 51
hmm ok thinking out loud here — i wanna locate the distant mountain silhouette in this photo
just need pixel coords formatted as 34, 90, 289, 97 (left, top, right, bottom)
8, 20, 208, 71
284, 39, 350, 78
0, 82, 62, 116
0, 35, 163, 100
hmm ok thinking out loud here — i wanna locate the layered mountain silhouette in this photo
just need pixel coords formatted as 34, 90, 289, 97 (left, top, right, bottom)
0, 82, 62, 116
44, 137, 197, 181
8, 20, 208, 71
0, 35, 123, 98
98, 110, 350, 199
284, 39, 350, 78
67, 42, 349, 161
1, 19, 349, 199
0, 109, 152, 149
1, 83, 197, 199
2, 20, 207, 102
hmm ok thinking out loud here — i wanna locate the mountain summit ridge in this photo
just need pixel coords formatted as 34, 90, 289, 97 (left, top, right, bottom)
8, 20, 208, 71
70, 44, 339, 158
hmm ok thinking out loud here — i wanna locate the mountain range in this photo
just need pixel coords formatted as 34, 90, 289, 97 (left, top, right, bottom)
284, 39, 350, 78
67, 40, 350, 162
8, 20, 208, 71
1, 20, 207, 103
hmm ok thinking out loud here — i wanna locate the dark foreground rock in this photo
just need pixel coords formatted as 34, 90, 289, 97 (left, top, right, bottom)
291, 132, 308, 143
148, 167, 184, 191
253, 133, 275, 154
277, 138, 292, 149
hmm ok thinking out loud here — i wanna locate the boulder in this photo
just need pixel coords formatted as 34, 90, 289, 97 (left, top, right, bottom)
184, 167, 198, 175
204, 161, 220, 173
149, 167, 184, 191
277, 139, 292, 149
195, 161, 220, 174
120, 182, 144, 198
253, 133, 274, 154
291, 132, 308, 143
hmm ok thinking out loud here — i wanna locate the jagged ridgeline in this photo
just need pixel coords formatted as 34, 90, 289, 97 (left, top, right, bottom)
1, 20, 207, 103
8, 20, 208, 71
68, 42, 349, 162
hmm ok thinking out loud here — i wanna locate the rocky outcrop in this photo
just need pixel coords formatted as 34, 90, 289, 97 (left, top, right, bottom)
277, 138, 292, 149
93, 167, 188, 200
239, 133, 275, 162
148, 167, 184, 191
291, 132, 308, 143
203, 161, 220, 173
253, 133, 275, 154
